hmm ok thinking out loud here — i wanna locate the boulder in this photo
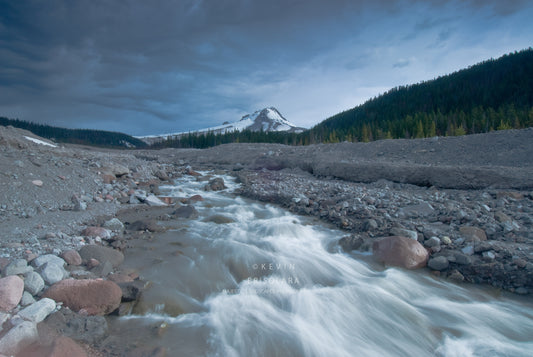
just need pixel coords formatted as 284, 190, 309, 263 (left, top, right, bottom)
188, 194, 204, 203
61, 250, 82, 266
24, 271, 45, 295
43, 279, 122, 315
338, 235, 364, 252
127, 219, 164, 232
428, 256, 449, 271
102, 163, 130, 177
204, 177, 226, 191
103, 218, 125, 231
37, 263, 68, 285
144, 194, 168, 207
17, 298, 56, 323
172, 205, 199, 219
459, 226, 487, 242
3, 258, 32, 276
0, 275, 24, 311
390, 228, 418, 241
78, 245, 124, 268
372, 236, 428, 269
81, 227, 111, 239
42, 308, 108, 344
0, 320, 38, 355
31, 254, 66, 268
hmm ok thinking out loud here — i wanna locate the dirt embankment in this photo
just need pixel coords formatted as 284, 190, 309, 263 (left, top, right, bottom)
144, 127, 533, 189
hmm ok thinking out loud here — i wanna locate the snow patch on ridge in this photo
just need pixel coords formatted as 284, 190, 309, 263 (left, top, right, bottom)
24, 136, 57, 148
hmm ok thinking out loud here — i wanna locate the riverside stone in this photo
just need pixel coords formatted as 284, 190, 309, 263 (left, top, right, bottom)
24, 271, 45, 295
172, 205, 199, 219
61, 250, 82, 266
20, 291, 36, 306
338, 235, 365, 251
428, 256, 449, 271
103, 218, 125, 231
0, 320, 38, 355
0, 275, 24, 311
81, 226, 111, 239
37, 262, 68, 285
144, 194, 168, 206
204, 177, 226, 191
103, 163, 130, 177
17, 298, 56, 323
3, 258, 32, 276
459, 226, 487, 242
128, 219, 164, 232
453, 252, 472, 265
43, 279, 122, 315
78, 245, 124, 268
390, 227, 418, 241
372, 236, 429, 269
424, 237, 441, 248
31, 254, 66, 268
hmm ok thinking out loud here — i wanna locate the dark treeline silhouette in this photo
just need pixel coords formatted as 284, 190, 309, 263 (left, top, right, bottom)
0, 117, 147, 148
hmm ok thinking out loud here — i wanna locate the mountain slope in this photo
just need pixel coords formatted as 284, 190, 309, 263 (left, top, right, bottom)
0, 117, 147, 148
139, 107, 304, 144
306, 48, 533, 143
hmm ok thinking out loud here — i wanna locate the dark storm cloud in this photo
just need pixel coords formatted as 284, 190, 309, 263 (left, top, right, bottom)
1, 0, 532, 135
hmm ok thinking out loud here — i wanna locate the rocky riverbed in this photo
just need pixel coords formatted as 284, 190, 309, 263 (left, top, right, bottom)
0, 124, 532, 355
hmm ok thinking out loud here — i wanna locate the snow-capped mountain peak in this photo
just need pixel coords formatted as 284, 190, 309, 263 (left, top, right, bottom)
239, 107, 298, 132
137, 107, 305, 144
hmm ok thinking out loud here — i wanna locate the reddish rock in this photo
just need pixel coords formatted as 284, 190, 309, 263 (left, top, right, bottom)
19, 336, 88, 357
160, 196, 174, 205
80, 227, 111, 239
459, 226, 487, 242
61, 250, 82, 266
102, 174, 116, 184
186, 169, 201, 176
43, 279, 122, 315
86, 258, 100, 268
189, 194, 204, 202
372, 236, 429, 269
0, 275, 24, 311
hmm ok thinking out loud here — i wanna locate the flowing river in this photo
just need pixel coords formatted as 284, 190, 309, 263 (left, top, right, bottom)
107, 173, 533, 356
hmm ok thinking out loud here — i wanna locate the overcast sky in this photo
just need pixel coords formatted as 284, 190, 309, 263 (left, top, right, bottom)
1, 0, 532, 136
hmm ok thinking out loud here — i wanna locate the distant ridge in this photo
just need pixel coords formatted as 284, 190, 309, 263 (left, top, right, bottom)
0, 117, 147, 148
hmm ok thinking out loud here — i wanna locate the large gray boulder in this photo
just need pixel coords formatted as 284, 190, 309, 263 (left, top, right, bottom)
24, 271, 45, 295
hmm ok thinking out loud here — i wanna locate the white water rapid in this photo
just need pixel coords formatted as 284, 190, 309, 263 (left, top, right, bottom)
108, 174, 533, 357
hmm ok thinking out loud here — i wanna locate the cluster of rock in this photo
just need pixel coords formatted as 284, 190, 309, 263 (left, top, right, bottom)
0, 157, 228, 355
236, 169, 533, 294
0, 215, 152, 356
